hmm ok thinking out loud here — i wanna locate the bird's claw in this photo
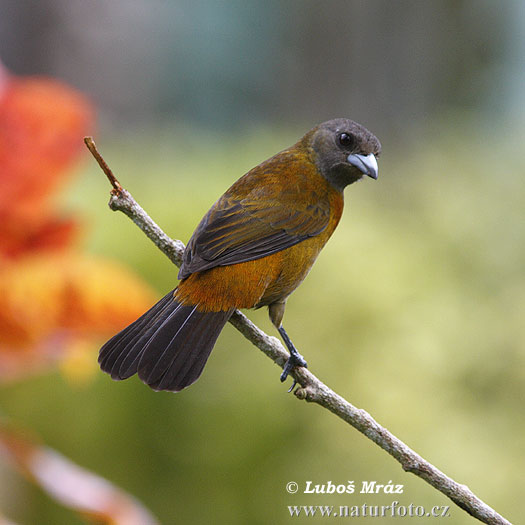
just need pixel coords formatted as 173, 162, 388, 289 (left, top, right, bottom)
280, 352, 308, 388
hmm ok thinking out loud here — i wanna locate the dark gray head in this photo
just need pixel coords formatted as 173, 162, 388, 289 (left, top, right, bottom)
304, 118, 381, 190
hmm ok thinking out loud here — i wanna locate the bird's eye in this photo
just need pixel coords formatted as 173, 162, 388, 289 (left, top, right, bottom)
338, 132, 354, 149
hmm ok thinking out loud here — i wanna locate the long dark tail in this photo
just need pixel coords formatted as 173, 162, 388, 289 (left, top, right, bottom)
99, 290, 233, 392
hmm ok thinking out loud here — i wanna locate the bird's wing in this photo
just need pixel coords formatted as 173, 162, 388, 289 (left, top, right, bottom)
178, 173, 330, 279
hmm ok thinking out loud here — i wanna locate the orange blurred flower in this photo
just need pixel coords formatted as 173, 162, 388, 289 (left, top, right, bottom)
0, 62, 156, 381
0, 61, 90, 259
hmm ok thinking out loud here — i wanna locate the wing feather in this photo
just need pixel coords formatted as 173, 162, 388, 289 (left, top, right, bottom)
178, 154, 331, 279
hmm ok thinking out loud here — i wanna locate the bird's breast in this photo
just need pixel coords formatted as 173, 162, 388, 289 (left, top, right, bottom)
257, 193, 343, 306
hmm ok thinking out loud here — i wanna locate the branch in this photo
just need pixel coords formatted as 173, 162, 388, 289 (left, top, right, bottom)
84, 137, 512, 525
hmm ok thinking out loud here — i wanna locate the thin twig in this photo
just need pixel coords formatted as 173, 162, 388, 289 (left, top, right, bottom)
85, 137, 513, 525
84, 137, 122, 193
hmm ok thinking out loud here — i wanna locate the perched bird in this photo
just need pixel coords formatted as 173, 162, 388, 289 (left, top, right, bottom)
99, 118, 381, 392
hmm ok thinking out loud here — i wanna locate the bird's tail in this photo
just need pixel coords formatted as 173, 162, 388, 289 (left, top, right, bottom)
99, 290, 233, 392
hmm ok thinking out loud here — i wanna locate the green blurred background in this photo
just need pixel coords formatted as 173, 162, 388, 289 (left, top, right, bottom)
1, 1, 524, 523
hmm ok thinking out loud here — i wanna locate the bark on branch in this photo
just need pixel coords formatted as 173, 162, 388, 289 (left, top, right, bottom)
84, 136, 512, 525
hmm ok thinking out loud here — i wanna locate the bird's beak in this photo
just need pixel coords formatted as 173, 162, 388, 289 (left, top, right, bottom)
347, 153, 378, 180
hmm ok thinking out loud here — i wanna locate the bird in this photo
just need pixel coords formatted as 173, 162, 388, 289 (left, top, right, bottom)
99, 118, 381, 392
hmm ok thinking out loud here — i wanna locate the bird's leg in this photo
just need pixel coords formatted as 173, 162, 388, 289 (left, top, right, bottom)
269, 302, 308, 389
277, 326, 308, 383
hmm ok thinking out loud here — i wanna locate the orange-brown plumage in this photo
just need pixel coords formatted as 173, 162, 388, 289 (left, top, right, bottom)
99, 118, 381, 392
175, 145, 344, 312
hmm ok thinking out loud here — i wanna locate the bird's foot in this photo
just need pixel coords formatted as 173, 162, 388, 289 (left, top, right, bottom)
276, 325, 307, 391
280, 351, 307, 388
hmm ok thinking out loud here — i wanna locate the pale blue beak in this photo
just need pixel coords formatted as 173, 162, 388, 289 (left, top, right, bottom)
347, 153, 378, 180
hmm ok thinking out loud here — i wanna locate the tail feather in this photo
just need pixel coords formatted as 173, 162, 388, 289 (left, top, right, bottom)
137, 304, 199, 385
115, 297, 187, 379
115, 299, 177, 380
115, 306, 173, 379
148, 308, 222, 391
99, 290, 233, 392
98, 290, 175, 379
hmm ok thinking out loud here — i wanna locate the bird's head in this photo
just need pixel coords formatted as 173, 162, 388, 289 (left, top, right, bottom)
305, 118, 381, 189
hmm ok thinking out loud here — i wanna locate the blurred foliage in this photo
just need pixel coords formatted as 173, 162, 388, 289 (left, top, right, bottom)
0, 63, 155, 380
0, 425, 157, 524
0, 64, 159, 523
2, 121, 522, 524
